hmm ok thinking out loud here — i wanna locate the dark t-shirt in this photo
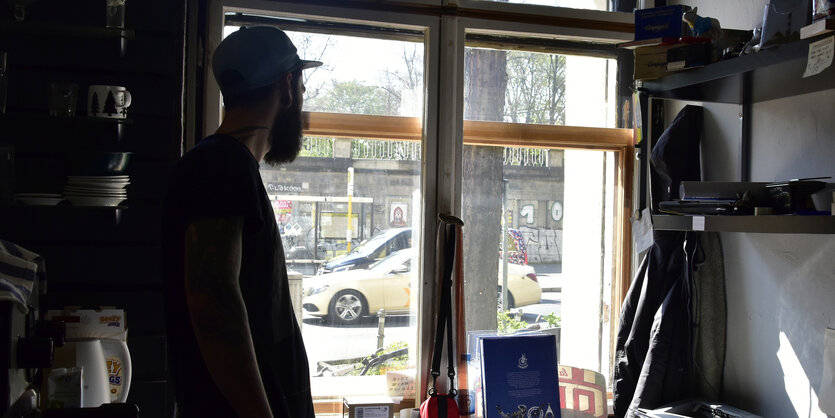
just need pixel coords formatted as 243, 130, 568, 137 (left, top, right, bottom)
162, 134, 314, 418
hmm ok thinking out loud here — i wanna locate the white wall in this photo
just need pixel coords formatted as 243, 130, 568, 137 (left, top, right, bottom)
664, 3, 835, 415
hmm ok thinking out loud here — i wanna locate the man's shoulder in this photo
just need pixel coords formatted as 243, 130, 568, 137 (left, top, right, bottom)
176, 134, 257, 172
188, 134, 250, 159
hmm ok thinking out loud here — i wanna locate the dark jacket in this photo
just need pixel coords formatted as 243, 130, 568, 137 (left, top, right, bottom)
613, 105, 705, 417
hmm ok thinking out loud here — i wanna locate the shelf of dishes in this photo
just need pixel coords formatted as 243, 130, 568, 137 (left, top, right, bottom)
12, 174, 130, 208
0, 204, 159, 244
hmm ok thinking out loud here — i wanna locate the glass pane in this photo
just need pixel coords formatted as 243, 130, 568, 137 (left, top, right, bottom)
461, 42, 618, 384
472, 0, 608, 11
222, 24, 425, 414
223, 26, 424, 117
464, 47, 617, 128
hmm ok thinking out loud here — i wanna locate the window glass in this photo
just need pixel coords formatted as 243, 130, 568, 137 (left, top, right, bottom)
471, 0, 609, 12
223, 23, 425, 409
464, 47, 616, 128
462, 43, 618, 378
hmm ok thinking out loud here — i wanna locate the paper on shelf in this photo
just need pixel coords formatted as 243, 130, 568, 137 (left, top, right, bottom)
692, 216, 705, 231
633, 208, 654, 253
803, 35, 834, 78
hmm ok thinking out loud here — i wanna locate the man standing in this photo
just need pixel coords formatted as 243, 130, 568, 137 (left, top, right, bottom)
162, 26, 322, 418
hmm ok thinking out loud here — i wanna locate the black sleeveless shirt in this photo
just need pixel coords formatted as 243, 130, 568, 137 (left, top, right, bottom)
162, 134, 314, 418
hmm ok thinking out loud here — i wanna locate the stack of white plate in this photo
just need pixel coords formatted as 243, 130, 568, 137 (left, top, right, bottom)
64, 175, 130, 207
15, 193, 65, 206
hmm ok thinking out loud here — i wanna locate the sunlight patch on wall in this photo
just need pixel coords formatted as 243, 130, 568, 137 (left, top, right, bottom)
778, 332, 823, 417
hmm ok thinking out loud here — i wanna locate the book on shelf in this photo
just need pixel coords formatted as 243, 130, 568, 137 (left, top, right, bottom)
800, 18, 835, 39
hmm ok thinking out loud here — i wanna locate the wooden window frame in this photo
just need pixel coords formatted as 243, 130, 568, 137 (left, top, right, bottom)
307, 111, 635, 382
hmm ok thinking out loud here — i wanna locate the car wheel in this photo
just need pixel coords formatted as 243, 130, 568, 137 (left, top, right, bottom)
329, 290, 367, 325
497, 287, 515, 310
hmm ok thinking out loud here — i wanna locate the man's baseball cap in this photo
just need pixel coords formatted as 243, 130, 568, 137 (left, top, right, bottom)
212, 26, 323, 97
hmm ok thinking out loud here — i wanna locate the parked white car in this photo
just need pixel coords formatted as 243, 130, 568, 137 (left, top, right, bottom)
302, 249, 541, 325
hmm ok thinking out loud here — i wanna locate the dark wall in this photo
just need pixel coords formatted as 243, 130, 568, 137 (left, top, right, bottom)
0, 0, 186, 416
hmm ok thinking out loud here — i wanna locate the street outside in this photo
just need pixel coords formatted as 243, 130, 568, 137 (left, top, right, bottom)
299, 268, 562, 376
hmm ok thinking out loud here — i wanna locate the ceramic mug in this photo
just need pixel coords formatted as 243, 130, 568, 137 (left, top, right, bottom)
88, 85, 131, 118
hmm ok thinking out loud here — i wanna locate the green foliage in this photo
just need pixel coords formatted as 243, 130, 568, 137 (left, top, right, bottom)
540, 312, 561, 329
298, 137, 334, 158
497, 309, 528, 334
504, 51, 566, 125
306, 80, 399, 116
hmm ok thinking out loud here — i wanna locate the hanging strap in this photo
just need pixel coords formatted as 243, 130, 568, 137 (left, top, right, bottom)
430, 221, 457, 396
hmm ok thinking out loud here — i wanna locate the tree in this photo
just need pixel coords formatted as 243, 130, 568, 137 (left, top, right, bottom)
305, 80, 397, 115
505, 51, 565, 125
288, 32, 334, 103
463, 46, 508, 330
103, 91, 118, 117
90, 92, 100, 115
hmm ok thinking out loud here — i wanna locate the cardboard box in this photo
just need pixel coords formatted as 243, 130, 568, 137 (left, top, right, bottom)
343, 396, 394, 418
634, 5, 691, 41
633, 40, 711, 80
480, 334, 560, 418
45, 307, 127, 341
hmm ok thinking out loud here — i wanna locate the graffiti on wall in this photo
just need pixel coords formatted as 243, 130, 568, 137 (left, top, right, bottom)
517, 226, 562, 264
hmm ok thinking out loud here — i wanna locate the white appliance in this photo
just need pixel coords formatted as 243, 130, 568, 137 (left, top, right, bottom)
46, 309, 132, 407
53, 339, 131, 407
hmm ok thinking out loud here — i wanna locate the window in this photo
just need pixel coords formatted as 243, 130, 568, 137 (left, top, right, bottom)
460, 39, 624, 375
466, 0, 610, 12
204, 2, 633, 415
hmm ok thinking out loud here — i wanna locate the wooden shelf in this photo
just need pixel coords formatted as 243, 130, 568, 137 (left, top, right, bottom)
652, 214, 835, 234
0, 21, 135, 40
639, 35, 835, 103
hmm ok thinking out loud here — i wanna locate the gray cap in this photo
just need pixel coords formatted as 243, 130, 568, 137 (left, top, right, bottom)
212, 26, 323, 97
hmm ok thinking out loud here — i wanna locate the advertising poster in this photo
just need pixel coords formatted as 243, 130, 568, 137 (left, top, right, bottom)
390, 202, 407, 227
480, 334, 560, 418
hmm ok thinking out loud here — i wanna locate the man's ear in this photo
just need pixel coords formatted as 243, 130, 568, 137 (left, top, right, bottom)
276, 72, 293, 109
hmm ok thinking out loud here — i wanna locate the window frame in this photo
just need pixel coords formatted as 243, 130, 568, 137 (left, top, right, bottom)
200, 0, 635, 409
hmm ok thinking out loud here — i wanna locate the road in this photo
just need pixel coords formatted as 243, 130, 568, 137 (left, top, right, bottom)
299, 289, 561, 375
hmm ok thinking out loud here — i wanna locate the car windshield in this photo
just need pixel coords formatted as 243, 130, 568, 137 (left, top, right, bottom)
349, 229, 403, 256
368, 249, 412, 273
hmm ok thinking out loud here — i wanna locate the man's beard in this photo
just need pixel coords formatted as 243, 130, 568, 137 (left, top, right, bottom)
264, 104, 304, 166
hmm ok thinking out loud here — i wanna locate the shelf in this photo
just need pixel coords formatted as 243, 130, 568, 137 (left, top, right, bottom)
0, 21, 135, 40
1, 113, 133, 124
652, 214, 835, 234
1, 112, 133, 124
1, 113, 132, 141
639, 35, 835, 103
0, 205, 159, 244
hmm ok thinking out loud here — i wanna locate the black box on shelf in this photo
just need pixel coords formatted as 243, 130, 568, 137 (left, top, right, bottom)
766, 180, 827, 214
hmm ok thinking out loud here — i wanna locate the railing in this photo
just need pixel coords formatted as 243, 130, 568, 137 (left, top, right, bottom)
300, 137, 334, 158
301, 137, 550, 167
352, 140, 421, 161
503, 147, 549, 167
